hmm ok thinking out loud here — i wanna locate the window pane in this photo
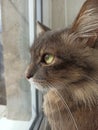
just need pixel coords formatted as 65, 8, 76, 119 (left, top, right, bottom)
1, 0, 32, 120
0, 0, 37, 129
0, 0, 6, 119
0, 0, 44, 129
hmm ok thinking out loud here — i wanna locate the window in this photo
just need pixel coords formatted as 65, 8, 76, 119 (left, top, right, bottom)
0, 0, 86, 130
29, 0, 43, 129
0, 0, 6, 119
0, 0, 6, 106
0, 0, 37, 129
0, 0, 44, 129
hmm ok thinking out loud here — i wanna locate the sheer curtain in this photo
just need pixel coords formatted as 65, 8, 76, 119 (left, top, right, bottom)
1, 0, 32, 120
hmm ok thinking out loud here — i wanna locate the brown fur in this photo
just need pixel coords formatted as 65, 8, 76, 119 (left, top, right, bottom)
26, 0, 98, 130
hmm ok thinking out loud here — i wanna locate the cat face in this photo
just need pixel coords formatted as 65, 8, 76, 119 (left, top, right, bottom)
26, 0, 98, 104
26, 26, 97, 90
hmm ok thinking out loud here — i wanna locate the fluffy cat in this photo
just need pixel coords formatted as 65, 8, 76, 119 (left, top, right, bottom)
26, 0, 98, 130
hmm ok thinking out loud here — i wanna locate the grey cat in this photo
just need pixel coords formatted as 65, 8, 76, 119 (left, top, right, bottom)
26, 0, 98, 130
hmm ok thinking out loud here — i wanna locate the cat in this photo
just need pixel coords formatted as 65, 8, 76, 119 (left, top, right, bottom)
26, 0, 98, 130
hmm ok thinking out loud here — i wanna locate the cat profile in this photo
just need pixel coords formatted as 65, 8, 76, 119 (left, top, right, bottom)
26, 0, 98, 130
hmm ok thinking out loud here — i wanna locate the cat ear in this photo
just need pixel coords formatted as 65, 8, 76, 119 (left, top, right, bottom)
71, 0, 98, 48
36, 21, 50, 37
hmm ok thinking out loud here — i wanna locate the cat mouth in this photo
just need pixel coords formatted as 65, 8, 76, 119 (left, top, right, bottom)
33, 79, 45, 84
28, 78, 49, 91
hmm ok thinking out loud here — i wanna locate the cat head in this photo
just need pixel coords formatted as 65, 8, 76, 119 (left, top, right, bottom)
26, 0, 98, 105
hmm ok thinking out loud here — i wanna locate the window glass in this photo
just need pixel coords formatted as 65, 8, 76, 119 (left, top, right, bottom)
0, 0, 6, 118
0, 0, 36, 129
2, 0, 32, 120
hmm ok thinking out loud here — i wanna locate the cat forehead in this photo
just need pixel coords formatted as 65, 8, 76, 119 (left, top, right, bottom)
30, 29, 80, 57
32, 30, 64, 50
35, 29, 71, 46
37, 30, 63, 42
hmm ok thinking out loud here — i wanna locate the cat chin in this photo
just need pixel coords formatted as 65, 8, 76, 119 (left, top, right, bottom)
34, 84, 49, 92
28, 78, 49, 92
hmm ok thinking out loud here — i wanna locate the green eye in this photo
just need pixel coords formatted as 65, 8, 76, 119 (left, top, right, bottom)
43, 54, 54, 64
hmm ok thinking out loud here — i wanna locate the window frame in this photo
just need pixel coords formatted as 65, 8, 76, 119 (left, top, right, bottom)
29, 0, 44, 129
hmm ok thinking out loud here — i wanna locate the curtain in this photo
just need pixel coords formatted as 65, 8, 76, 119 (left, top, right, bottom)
1, 0, 32, 120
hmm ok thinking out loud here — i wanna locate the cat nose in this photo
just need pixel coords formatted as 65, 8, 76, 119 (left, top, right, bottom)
25, 66, 34, 79
25, 64, 36, 79
25, 71, 33, 79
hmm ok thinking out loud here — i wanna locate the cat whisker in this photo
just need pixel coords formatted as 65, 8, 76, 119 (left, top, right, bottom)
56, 101, 63, 130
84, 74, 98, 83
47, 81, 79, 130
47, 91, 57, 130
46, 84, 63, 130
54, 88, 79, 130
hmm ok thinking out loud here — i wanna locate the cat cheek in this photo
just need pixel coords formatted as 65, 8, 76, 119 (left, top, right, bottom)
33, 71, 47, 81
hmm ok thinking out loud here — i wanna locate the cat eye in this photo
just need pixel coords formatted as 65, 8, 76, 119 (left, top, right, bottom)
42, 54, 54, 65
